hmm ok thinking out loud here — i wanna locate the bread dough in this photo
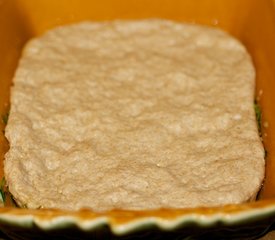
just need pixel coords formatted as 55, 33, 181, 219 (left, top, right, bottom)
4, 20, 265, 211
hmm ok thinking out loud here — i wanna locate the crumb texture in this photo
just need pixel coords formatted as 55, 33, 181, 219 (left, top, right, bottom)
4, 20, 265, 211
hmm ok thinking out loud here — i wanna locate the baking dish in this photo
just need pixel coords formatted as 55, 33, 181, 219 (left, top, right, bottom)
0, 0, 275, 239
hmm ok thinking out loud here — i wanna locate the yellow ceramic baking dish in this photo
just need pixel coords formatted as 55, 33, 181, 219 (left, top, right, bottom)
0, 0, 275, 239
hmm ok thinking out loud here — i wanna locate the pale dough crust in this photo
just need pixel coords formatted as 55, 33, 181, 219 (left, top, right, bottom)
4, 20, 265, 211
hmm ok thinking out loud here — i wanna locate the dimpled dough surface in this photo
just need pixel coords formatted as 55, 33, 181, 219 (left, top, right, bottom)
4, 20, 265, 211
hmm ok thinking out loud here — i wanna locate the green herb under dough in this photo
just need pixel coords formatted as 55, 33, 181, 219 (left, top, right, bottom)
1, 112, 9, 125
254, 102, 262, 133
0, 177, 6, 203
